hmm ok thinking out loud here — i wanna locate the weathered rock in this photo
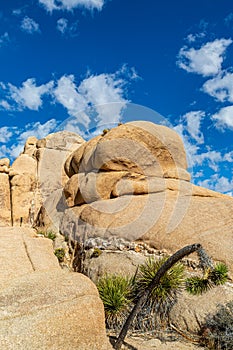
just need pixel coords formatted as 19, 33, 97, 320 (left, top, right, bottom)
23, 136, 38, 157
10, 173, 37, 226
0, 226, 112, 349
61, 184, 233, 275
65, 122, 190, 180
170, 284, 233, 333
84, 251, 146, 283
0, 227, 60, 286
37, 131, 84, 152
0, 173, 11, 226
35, 189, 69, 233
0, 158, 10, 167
12, 153, 37, 175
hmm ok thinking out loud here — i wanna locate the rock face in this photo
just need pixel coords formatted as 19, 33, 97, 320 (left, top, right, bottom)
170, 284, 233, 333
60, 121, 233, 276
0, 227, 112, 350
0, 172, 11, 226
0, 131, 85, 227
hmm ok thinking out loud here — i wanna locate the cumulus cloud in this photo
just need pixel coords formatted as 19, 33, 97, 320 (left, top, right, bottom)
78, 73, 127, 125
177, 38, 232, 77
39, 0, 104, 12
53, 70, 131, 129
186, 32, 206, 43
53, 75, 90, 126
0, 127, 13, 143
57, 18, 68, 34
212, 105, 233, 130
56, 18, 78, 36
20, 16, 40, 34
3, 119, 58, 159
0, 32, 10, 47
203, 71, 233, 102
8, 78, 54, 110
0, 100, 11, 110
183, 110, 205, 144
198, 175, 233, 195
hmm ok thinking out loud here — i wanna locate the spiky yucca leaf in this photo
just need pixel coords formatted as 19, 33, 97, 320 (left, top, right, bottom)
209, 263, 228, 286
97, 274, 133, 329
135, 257, 185, 306
186, 276, 213, 295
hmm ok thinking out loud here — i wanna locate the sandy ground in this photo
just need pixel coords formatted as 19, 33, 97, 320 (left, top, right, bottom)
109, 334, 204, 350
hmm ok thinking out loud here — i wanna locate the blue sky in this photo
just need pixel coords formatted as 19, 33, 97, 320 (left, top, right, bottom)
0, 0, 233, 195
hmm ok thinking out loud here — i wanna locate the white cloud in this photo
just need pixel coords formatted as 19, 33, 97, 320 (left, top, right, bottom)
19, 119, 58, 141
39, 0, 104, 12
0, 127, 13, 143
53, 75, 90, 126
53, 70, 130, 128
20, 16, 40, 34
183, 110, 205, 144
203, 71, 233, 102
0, 100, 11, 110
198, 175, 233, 194
0, 32, 10, 47
78, 73, 127, 125
57, 18, 68, 34
212, 105, 233, 130
8, 78, 54, 110
56, 18, 78, 36
186, 32, 206, 43
177, 38, 232, 77
5, 119, 58, 159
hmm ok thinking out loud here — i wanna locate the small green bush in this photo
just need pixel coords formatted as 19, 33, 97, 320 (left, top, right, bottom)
97, 274, 133, 329
38, 230, 56, 241
54, 248, 65, 262
91, 248, 102, 258
201, 300, 233, 349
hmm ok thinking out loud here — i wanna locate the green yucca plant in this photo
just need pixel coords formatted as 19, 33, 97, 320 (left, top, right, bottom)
97, 274, 134, 329
186, 263, 228, 295
135, 257, 185, 314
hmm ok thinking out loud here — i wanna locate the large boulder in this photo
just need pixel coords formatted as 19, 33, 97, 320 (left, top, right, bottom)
0, 271, 112, 350
0, 226, 112, 350
59, 121, 233, 276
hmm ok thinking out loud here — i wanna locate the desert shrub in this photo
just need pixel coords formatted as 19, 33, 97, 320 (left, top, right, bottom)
134, 256, 185, 321
97, 274, 134, 330
201, 301, 233, 349
38, 230, 56, 241
54, 248, 65, 262
186, 263, 228, 295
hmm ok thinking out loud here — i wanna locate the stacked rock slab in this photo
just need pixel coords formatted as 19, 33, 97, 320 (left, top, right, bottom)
0, 158, 11, 226
0, 132, 85, 227
61, 121, 233, 275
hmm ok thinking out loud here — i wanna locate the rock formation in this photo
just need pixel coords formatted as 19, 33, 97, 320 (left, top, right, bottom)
0, 226, 112, 349
59, 121, 233, 275
0, 131, 84, 227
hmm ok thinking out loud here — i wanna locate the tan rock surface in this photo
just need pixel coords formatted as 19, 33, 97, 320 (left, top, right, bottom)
61, 185, 233, 275
84, 251, 146, 283
0, 226, 112, 350
0, 173, 11, 226
0, 227, 60, 285
170, 283, 233, 333
65, 122, 190, 180
0, 270, 112, 350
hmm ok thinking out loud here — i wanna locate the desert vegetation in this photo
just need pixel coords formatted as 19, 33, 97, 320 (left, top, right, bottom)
96, 244, 229, 349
